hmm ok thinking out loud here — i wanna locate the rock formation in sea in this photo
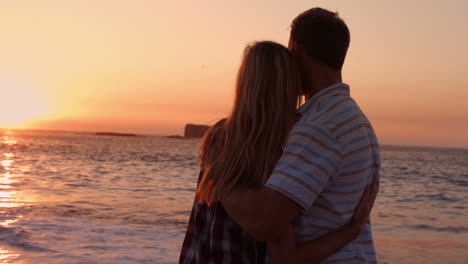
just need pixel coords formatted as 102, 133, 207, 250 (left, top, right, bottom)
184, 124, 209, 138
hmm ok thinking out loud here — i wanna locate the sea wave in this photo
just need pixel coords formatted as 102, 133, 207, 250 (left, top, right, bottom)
0, 226, 50, 252
407, 224, 468, 233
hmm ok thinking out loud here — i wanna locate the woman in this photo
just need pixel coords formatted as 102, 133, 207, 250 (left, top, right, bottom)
180, 41, 372, 264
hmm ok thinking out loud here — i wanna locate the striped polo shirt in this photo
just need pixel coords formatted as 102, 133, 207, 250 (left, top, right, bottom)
265, 83, 380, 263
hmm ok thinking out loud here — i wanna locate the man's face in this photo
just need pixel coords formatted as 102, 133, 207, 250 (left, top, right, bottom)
288, 35, 311, 96
288, 36, 304, 67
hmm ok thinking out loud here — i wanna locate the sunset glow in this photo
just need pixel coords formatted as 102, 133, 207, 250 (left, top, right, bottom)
0, 0, 467, 147
0, 81, 47, 128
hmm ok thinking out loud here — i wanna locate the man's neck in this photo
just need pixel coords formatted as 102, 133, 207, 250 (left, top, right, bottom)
303, 73, 342, 101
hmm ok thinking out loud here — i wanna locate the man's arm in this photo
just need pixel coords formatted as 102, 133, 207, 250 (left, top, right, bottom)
222, 122, 342, 241
263, 178, 379, 264
266, 222, 359, 264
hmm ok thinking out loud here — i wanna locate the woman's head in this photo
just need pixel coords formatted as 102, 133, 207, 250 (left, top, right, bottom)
198, 41, 302, 205
233, 41, 303, 121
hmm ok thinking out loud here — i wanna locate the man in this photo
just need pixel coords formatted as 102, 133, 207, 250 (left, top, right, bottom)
223, 8, 380, 263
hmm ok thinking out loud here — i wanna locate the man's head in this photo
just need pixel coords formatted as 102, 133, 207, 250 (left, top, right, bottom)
289, 8, 350, 72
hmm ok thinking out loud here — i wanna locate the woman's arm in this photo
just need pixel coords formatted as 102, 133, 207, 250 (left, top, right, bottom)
269, 179, 378, 264
268, 223, 359, 264
295, 222, 361, 264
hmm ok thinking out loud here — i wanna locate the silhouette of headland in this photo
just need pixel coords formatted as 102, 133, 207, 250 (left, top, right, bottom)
96, 132, 137, 137
184, 124, 209, 138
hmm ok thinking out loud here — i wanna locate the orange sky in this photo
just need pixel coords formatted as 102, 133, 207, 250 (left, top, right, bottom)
0, 0, 467, 148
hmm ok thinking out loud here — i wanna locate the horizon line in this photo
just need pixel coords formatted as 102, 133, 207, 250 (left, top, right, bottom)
1, 127, 467, 151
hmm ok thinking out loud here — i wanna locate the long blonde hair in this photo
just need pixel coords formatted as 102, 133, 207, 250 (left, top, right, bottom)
197, 41, 302, 205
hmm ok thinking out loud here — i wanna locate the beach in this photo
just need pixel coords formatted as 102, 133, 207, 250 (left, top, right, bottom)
0, 130, 467, 263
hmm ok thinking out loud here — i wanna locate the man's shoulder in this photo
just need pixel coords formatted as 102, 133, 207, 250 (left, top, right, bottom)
325, 95, 364, 119
320, 96, 374, 134
298, 95, 379, 151
297, 97, 363, 134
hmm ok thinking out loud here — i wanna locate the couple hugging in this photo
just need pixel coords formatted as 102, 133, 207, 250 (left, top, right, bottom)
180, 7, 380, 264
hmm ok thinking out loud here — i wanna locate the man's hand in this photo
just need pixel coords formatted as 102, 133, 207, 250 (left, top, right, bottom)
350, 176, 380, 234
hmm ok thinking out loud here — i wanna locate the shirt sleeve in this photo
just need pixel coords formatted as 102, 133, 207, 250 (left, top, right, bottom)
264, 122, 343, 209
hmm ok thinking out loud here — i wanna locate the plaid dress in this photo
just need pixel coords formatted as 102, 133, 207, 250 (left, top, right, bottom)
179, 170, 268, 264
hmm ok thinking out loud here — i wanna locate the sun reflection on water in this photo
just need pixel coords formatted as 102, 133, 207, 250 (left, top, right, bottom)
0, 172, 14, 188
0, 190, 20, 208
0, 144, 19, 206
0, 134, 23, 262
1, 160, 13, 168
0, 248, 21, 263
2, 136, 16, 145
0, 215, 23, 227
1, 135, 20, 203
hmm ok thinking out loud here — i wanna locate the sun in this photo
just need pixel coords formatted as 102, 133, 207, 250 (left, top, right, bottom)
0, 81, 47, 128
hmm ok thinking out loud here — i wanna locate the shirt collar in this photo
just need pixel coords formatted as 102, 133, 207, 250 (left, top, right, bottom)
297, 82, 350, 115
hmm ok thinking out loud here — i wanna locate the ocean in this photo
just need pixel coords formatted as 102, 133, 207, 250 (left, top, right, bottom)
0, 130, 467, 264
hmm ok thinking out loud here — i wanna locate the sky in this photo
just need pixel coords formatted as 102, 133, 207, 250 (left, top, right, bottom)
0, 0, 467, 148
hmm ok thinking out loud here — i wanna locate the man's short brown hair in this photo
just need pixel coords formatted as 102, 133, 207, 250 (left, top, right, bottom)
291, 8, 350, 70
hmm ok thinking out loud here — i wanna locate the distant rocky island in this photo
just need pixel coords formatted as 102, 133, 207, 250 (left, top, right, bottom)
95, 124, 210, 139
95, 132, 137, 137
